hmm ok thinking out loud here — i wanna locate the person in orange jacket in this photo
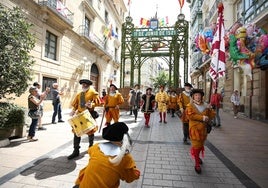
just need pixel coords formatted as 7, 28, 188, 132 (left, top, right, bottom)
186, 89, 215, 174
103, 84, 124, 126
177, 83, 193, 144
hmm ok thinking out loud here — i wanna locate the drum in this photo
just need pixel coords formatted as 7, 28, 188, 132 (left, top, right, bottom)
68, 110, 98, 137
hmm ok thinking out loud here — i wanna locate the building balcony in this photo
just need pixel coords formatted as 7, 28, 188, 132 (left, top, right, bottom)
79, 25, 113, 62
243, 0, 268, 24
37, 0, 74, 27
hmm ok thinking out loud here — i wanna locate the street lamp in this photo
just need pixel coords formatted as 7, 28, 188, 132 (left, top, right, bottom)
177, 13, 185, 21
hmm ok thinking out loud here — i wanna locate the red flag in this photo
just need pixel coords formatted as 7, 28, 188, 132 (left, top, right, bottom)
128, 0, 131, 6
178, 0, 184, 9
209, 2, 226, 82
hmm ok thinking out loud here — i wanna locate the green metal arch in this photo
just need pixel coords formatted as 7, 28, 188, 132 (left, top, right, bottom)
120, 15, 188, 89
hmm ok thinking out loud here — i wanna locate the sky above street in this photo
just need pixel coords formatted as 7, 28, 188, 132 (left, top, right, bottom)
125, 0, 190, 27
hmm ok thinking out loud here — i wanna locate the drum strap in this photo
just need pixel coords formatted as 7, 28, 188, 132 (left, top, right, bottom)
80, 92, 86, 108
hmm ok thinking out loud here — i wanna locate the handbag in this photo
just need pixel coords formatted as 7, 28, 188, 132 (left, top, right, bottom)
28, 110, 41, 119
206, 121, 213, 134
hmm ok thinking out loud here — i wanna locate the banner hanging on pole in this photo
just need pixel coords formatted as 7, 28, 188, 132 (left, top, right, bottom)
209, 2, 226, 82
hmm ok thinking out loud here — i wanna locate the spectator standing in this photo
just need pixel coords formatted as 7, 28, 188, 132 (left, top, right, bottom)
33, 82, 50, 130
177, 83, 193, 144
155, 85, 169, 124
27, 86, 45, 141
128, 84, 142, 122
103, 84, 124, 126
141, 88, 155, 128
210, 89, 222, 126
51, 83, 64, 124
230, 89, 240, 118
68, 79, 101, 160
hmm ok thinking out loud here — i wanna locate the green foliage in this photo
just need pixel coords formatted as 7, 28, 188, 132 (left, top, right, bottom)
0, 4, 36, 99
150, 71, 169, 91
0, 102, 25, 129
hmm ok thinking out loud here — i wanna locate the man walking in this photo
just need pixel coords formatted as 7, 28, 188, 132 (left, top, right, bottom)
155, 85, 169, 124
68, 79, 101, 160
51, 83, 64, 124
129, 84, 142, 122
178, 83, 193, 144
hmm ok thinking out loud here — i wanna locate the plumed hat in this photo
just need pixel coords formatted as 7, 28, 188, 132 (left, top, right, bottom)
184, 83, 193, 88
110, 84, 118, 90
102, 122, 129, 141
79, 79, 93, 85
190, 89, 204, 97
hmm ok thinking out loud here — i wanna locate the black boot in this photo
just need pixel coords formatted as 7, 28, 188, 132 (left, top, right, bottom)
88, 134, 94, 147
67, 148, 79, 160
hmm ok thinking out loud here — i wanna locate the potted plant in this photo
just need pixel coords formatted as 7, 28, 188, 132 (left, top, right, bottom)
0, 102, 25, 140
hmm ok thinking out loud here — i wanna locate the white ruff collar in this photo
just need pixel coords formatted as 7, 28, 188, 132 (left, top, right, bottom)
99, 142, 120, 156
183, 91, 190, 97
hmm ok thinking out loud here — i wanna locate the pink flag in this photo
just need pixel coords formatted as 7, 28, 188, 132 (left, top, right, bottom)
209, 2, 225, 82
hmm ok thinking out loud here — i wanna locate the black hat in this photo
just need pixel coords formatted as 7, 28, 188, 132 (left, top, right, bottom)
146, 87, 152, 91
79, 79, 93, 85
33, 82, 40, 86
184, 83, 193, 88
102, 122, 129, 141
110, 84, 118, 90
190, 89, 204, 97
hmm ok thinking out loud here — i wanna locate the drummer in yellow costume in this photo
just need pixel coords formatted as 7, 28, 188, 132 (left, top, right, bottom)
186, 89, 215, 174
68, 79, 102, 160
103, 84, 124, 126
155, 85, 169, 124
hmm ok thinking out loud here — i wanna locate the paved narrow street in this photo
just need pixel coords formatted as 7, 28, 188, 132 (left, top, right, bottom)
0, 109, 267, 188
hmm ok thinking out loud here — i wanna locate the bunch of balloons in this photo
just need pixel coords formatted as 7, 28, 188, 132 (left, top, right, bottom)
194, 24, 216, 55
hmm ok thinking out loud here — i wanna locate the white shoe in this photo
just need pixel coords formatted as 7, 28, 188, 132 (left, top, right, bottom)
234, 116, 237, 119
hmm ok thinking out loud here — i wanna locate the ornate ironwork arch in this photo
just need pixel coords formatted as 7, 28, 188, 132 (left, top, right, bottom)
120, 14, 188, 88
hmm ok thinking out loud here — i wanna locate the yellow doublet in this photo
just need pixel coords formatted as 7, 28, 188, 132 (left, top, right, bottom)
155, 91, 169, 112
169, 95, 178, 109
177, 92, 191, 122
71, 88, 101, 113
75, 144, 140, 188
186, 103, 215, 148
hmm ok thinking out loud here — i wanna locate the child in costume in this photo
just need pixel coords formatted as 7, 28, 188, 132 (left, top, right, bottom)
186, 89, 215, 174
74, 122, 140, 188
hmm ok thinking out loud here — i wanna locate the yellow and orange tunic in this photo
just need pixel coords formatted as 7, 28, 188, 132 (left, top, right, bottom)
103, 92, 124, 123
186, 102, 215, 150
177, 91, 191, 122
71, 88, 102, 134
75, 143, 140, 188
168, 93, 178, 110
155, 91, 169, 112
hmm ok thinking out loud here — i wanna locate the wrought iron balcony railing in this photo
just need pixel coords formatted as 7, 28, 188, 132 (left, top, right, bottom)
243, 0, 268, 24
38, 0, 73, 25
79, 25, 113, 58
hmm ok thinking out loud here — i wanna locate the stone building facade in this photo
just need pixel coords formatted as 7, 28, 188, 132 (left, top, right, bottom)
1, 0, 127, 111
189, 0, 268, 121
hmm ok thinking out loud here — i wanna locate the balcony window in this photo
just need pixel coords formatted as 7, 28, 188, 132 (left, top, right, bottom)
45, 31, 57, 60
85, 17, 91, 37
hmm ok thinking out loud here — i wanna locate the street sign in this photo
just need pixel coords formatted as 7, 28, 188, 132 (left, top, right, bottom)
132, 29, 177, 38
